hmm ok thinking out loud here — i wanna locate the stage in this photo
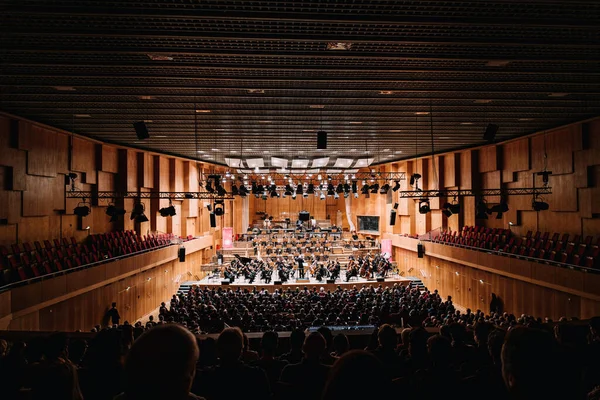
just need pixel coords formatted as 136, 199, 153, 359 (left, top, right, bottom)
181, 270, 411, 293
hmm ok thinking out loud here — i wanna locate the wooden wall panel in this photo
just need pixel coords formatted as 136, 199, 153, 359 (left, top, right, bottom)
478, 146, 499, 173
19, 124, 69, 177
71, 137, 97, 184
443, 153, 458, 188
99, 145, 119, 173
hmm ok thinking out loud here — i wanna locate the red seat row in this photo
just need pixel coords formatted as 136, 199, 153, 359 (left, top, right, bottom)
435, 227, 600, 270
0, 231, 175, 287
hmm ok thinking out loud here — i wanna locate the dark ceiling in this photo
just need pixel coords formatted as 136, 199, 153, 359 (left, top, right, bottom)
1, 0, 599, 168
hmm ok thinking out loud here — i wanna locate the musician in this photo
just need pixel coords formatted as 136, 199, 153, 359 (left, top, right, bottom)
330, 261, 341, 282
315, 263, 329, 282
295, 254, 305, 279
346, 262, 358, 282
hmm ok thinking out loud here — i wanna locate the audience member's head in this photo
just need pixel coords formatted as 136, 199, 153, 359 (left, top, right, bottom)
303, 332, 326, 361
332, 334, 349, 357
123, 324, 199, 400
44, 332, 69, 361
0, 339, 7, 357
260, 331, 279, 357
474, 321, 493, 345
31, 358, 83, 400
198, 337, 218, 368
501, 326, 562, 399
289, 328, 306, 351
323, 351, 389, 400
427, 334, 452, 368
377, 324, 397, 350
487, 328, 505, 365
68, 338, 87, 366
317, 326, 334, 350
218, 327, 244, 363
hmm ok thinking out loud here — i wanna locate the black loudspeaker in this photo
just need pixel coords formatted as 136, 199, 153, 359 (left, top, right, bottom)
393, 203, 399, 210
483, 123, 499, 142
133, 121, 150, 140
178, 247, 186, 262
274, 280, 282, 285
209, 212, 216, 228
317, 130, 327, 149
299, 211, 310, 221
390, 210, 397, 226
221, 280, 230, 285
326, 279, 335, 284
376, 277, 385, 282
214, 201, 225, 216
417, 243, 425, 258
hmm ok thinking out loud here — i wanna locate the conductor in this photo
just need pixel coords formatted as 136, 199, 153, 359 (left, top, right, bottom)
295, 254, 305, 279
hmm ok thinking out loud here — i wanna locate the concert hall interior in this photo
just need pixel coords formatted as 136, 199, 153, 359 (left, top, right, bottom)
1, 2, 600, 400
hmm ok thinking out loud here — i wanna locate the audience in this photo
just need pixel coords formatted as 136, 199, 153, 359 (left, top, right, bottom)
1, 282, 600, 400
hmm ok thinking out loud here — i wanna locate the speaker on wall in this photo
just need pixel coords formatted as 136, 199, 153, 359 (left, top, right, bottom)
178, 247, 186, 262
133, 121, 150, 140
299, 211, 310, 221
209, 212, 216, 228
417, 243, 425, 258
389, 210, 397, 226
483, 123, 499, 142
317, 130, 327, 149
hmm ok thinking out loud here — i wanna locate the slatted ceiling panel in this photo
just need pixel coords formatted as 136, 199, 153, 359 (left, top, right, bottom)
2, 1, 600, 166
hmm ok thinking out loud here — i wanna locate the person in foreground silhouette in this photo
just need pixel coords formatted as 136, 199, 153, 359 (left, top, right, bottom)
279, 332, 330, 400
278, 329, 305, 364
198, 327, 270, 400
322, 350, 390, 400
117, 324, 202, 400
501, 326, 576, 400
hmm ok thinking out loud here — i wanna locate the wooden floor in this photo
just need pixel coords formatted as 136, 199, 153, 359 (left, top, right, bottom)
184, 271, 410, 292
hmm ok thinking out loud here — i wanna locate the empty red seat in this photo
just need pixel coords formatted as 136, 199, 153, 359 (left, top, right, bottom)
11, 244, 21, 254
34, 241, 43, 251
53, 259, 63, 271
42, 261, 53, 274
53, 239, 61, 248
44, 240, 53, 250
23, 242, 33, 252
31, 264, 41, 277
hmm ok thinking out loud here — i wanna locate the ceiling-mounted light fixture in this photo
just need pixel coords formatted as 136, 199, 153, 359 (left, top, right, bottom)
392, 181, 401, 191
74, 200, 91, 217
106, 204, 126, 222
418, 200, 431, 214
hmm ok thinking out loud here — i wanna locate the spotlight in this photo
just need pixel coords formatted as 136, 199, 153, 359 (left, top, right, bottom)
251, 182, 259, 195
327, 184, 335, 196
239, 185, 248, 197
159, 205, 176, 217
334, 192, 340, 199
320, 192, 326, 200
336, 183, 344, 193
380, 184, 390, 194
410, 173, 422, 187
285, 184, 293, 196
442, 209, 453, 218
441, 201, 460, 218
130, 203, 148, 223
354, 192, 359, 198
418, 200, 431, 214
214, 200, 225, 216
537, 171, 553, 185
351, 181, 358, 193
74, 201, 91, 217
475, 201, 490, 219
303, 192, 309, 198
133, 121, 150, 140
490, 202, 509, 219
449, 204, 460, 214
307, 183, 315, 194
270, 185, 279, 197
361, 185, 370, 195
205, 180, 214, 193
291, 192, 297, 199
343, 183, 350, 193
231, 185, 239, 196
296, 183, 303, 195
370, 183, 380, 193
216, 184, 227, 196
106, 205, 126, 222
532, 199, 549, 211
392, 181, 401, 191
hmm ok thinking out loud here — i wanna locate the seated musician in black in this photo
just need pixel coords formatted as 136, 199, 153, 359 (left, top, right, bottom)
330, 261, 341, 282
316, 263, 329, 282
346, 266, 358, 282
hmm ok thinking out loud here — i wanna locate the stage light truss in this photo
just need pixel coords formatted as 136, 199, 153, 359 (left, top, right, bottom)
65, 191, 234, 200
234, 171, 406, 184
398, 187, 552, 199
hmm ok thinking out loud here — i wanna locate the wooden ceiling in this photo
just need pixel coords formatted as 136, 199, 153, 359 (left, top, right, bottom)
1, 0, 599, 167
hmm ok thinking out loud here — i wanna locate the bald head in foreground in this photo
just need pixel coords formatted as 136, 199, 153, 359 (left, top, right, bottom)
120, 324, 202, 400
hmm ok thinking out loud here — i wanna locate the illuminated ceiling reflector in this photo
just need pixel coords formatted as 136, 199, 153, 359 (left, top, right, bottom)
271, 157, 289, 168
333, 158, 354, 168
311, 157, 330, 168
292, 159, 310, 169
354, 158, 375, 168
246, 158, 265, 168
